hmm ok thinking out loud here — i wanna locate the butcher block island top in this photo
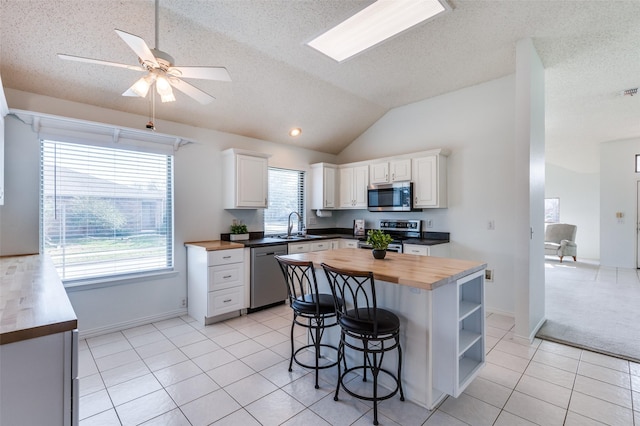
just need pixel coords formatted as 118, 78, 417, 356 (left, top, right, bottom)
184, 240, 244, 250
282, 248, 486, 291
0, 254, 77, 345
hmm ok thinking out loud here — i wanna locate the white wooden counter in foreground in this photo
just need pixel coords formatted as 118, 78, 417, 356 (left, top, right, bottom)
280, 248, 487, 410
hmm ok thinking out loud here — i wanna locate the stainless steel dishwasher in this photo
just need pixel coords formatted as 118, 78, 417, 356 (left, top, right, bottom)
250, 244, 288, 310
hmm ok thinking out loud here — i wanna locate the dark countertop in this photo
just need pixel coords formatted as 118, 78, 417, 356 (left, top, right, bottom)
223, 231, 449, 248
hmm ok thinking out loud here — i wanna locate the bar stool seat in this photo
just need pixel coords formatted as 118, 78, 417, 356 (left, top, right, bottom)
322, 263, 404, 426
276, 256, 340, 389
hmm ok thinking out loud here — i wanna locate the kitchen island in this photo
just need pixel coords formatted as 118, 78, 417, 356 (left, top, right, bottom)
280, 248, 487, 409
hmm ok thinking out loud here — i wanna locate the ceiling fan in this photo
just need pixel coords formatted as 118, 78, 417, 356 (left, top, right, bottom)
57, 0, 230, 105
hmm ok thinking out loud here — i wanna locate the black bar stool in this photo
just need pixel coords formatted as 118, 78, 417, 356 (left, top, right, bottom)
321, 263, 404, 426
276, 256, 339, 389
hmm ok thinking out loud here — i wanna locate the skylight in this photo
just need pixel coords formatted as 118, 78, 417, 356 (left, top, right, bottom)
307, 0, 450, 63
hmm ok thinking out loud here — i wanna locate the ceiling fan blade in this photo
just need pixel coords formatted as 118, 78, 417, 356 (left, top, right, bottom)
57, 53, 143, 71
115, 29, 158, 67
168, 66, 231, 82
169, 78, 215, 104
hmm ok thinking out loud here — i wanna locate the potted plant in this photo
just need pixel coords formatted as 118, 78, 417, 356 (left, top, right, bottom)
230, 221, 249, 241
366, 229, 393, 259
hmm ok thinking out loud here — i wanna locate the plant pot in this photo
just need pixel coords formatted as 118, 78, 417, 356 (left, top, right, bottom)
230, 233, 249, 241
372, 249, 387, 259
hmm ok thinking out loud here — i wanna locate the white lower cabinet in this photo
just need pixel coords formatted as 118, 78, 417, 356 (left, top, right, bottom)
288, 239, 337, 254
339, 239, 359, 249
187, 246, 246, 325
287, 242, 310, 254
403, 243, 450, 257
1, 330, 78, 426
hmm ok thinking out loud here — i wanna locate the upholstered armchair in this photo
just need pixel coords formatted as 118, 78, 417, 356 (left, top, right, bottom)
544, 223, 577, 262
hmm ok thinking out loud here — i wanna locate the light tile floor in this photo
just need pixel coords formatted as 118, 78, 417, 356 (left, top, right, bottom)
79, 306, 640, 425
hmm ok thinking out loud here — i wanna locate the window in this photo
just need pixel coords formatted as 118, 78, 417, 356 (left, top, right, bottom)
545, 198, 560, 223
264, 167, 305, 235
41, 140, 173, 282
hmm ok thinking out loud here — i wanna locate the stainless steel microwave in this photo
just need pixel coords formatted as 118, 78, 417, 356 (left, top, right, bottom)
367, 182, 414, 212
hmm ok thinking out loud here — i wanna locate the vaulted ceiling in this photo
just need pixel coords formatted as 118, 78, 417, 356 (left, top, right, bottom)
2, 1, 639, 173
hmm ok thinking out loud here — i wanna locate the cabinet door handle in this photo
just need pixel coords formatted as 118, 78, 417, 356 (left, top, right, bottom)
385, 174, 388, 181
223, 275, 232, 279
392, 173, 395, 180
223, 299, 232, 303
223, 256, 231, 259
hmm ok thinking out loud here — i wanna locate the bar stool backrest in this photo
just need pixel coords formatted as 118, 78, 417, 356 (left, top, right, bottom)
275, 256, 322, 315
321, 263, 379, 336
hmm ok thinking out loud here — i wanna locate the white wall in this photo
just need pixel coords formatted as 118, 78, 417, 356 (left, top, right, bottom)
0, 115, 40, 256
2, 89, 337, 337
513, 38, 545, 340
337, 75, 518, 316
600, 137, 640, 268
545, 164, 600, 260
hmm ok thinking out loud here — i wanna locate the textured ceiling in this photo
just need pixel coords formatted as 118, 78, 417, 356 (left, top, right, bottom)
2, 0, 639, 173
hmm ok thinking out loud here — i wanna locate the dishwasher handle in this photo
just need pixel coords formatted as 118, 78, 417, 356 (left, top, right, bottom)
256, 250, 287, 257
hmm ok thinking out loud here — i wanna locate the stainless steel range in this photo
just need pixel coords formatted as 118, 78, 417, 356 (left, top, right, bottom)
357, 219, 421, 253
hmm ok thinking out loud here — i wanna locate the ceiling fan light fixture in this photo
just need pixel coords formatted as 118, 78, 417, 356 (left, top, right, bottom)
155, 74, 176, 102
130, 73, 156, 97
307, 0, 450, 62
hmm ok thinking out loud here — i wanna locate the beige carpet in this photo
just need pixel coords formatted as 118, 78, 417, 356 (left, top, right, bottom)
536, 259, 640, 363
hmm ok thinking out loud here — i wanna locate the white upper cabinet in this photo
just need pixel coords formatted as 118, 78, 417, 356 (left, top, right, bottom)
339, 165, 368, 209
310, 163, 337, 210
412, 152, 448, 208
222, 149, 269, 209
369, 159, 411, 185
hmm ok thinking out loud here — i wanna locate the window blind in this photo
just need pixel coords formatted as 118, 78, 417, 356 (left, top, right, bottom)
40, 140, 174, 282
264, 167, 305, 235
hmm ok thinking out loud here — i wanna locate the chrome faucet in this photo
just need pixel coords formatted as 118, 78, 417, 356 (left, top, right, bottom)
287, 211, 302, 237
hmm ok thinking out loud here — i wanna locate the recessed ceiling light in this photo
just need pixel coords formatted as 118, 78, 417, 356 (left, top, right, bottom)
307, 0, 450, 63
289, 128, 302, 137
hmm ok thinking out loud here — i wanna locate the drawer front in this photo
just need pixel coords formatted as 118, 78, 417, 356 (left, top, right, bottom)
404, 244, 429, 256
208, 287, 244, 316
207, 248, 244, 266
208, 263, 243, 291
340, 239, 359, 249
310, 241, 330, 252
288, 242, 310, 254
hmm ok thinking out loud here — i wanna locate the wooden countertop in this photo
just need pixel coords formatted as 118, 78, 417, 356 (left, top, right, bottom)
0, 254, 78, 345
184, 240, 245, 251
281, 248, 486, 291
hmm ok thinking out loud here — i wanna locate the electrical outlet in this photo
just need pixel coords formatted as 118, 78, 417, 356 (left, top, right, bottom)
488, 220, 495, 230
426, 219, 433, 228
181, 298, 187, 307
485, 269, 493, 282
308, 216, 317, 225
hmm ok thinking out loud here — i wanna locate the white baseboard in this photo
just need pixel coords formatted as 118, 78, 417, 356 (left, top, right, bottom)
529, 315, 546, 342
78, 309, 188, 339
